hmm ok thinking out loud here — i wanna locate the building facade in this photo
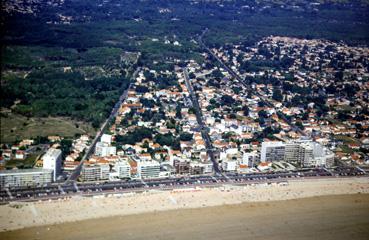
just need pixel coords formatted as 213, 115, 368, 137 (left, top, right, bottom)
42, 148, 62, 181
241, 152, 259, 168
260, 141, 334, 167
81, 164, 110, 182
95, 142, 116, 157
137, 160, 160, 179
114, 161, 131, 179
260, 142, 285, 162
0, 169, 53, 188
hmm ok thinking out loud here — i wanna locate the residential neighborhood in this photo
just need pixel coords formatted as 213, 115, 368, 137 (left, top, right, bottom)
2, 36, 368, 187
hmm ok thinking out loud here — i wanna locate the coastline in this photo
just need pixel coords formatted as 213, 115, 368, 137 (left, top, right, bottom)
2, 194, 369, 240
0, 177, 368, 233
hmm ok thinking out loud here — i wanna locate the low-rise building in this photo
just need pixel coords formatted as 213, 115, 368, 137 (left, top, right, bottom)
95, 142, 116, 157
222, 160, 237, 172
101, 134, 112, 145
15, 150, 26, 160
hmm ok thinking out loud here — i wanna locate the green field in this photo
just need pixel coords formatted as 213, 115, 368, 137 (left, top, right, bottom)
0, 112, 95, 143
338, 145, 355, 154
334, 135, 360, 144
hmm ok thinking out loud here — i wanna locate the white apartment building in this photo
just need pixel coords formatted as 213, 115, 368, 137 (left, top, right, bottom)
260, 141, 334, 167
222, 160, 237, 172
95, 142, 116, 157
101, 134, 112, 145
202, 163, 213, 173
284, 143, 301, 165
260, 142, 285, 162
114, 160, 131, 179
42, 148, 62, 181
299, 141, 335, 167
241, 152, 259, 167
137, 160, 160, 179
81, 164, 110, 182
0, 169, 53, 188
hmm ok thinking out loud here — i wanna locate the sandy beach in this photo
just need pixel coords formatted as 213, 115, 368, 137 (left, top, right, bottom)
2, 194, 369, 240
0, 177, 368, 235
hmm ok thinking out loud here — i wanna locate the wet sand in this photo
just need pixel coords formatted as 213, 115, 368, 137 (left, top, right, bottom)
1, 194, 369, 240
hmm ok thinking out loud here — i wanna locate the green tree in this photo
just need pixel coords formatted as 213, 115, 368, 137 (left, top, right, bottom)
272, 89, 283, 102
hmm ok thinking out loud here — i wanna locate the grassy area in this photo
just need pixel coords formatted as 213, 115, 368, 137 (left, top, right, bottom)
338, 145, 355, 154
326, 118, 342, 125
334, 135, 360, 144
5, 153, 40, 169
0, 112, 95, 143
335, 105, 355, 112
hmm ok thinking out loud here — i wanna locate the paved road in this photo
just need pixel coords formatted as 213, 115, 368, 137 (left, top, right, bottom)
197, 29, 306, 136
65, 67, 141, 183
25, 144, 49, 154
183, 68, 221, 174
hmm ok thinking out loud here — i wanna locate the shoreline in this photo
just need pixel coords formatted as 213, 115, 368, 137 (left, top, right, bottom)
0, 177, 368, 232
2, 193, 369, 240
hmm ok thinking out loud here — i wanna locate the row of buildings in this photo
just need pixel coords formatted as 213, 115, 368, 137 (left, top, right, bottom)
76, 138, 333, 182
80, 157, 161, 182
261, 140, 334, 167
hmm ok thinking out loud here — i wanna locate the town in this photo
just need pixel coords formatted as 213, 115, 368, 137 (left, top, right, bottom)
1, 35, 368, 191
1, 1, 369, 239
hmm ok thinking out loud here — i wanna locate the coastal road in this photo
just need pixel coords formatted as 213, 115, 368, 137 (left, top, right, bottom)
183, 68, 221, 174
197, 29, 306, 136
0, 167, 366, 203
65, 67, 141, 183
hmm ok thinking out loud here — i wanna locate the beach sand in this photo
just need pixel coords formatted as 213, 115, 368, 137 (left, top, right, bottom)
1, 194, 369, 240
0, 177, 368, 238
